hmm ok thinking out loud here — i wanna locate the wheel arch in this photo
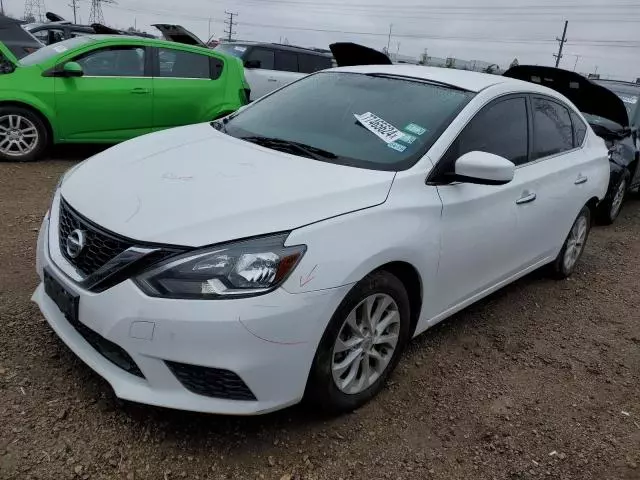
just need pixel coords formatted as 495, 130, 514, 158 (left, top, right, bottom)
0, 100, 55, 144
585, 196, 600, 219
370, 261, 423, 336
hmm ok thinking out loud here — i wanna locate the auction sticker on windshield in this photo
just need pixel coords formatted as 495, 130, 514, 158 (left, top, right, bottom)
354, 112, 405, 144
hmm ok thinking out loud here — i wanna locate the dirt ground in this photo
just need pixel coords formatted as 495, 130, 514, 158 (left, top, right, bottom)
1, 149, 639, 480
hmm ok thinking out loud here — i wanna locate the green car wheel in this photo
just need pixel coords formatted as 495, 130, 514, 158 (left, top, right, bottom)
0, 106, 48, 162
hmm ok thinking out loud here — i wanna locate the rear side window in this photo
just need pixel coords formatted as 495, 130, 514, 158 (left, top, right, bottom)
532, 97, 574, 160
274, 51, 298, 72
571, 111, 587, 146
444, 97, 529, 166
245, 48, 274, 70
158, 48, 210, 78
298, 54, 332, 73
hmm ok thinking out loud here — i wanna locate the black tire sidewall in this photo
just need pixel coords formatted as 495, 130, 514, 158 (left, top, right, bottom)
553, 206, 591, 278
0, 106, 48, 162
598, 171, 629, 224
305, 271, 411, 413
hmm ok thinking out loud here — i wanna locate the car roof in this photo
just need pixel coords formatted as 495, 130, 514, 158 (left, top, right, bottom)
329, 64, 536, 93
219, 41, 332, 56
82, 34, 212, 52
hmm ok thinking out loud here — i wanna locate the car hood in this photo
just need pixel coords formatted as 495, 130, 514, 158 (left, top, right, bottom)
503, 65, 629, 128
329, 42, 392, 67
0, 15, 42, 61
60, 124, 396, 247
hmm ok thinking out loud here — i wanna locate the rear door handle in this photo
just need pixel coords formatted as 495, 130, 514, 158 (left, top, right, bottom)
516, 192, 537, 205
131, 87, 150, 94
575, 175, 588, 185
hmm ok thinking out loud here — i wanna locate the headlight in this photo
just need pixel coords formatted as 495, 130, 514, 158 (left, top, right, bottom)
135, 234, 306, 299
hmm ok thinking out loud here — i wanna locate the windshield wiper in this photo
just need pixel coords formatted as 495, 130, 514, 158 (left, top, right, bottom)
239, 136, 338, 160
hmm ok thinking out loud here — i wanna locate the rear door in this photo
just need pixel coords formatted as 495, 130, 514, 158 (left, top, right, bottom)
54, 44, 153, 141
514, 96, 589, 265
152, 46, 225, 129
273, 49, 304, 88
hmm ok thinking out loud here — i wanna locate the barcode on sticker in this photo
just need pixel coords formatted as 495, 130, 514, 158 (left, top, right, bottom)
354, 112, 405, 144
388, 142, 407, 153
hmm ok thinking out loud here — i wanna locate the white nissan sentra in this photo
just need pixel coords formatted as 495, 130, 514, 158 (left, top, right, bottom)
33, 65, 609, 415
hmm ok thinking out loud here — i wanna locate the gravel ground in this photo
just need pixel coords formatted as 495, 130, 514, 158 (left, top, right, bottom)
1, 150, 639, 480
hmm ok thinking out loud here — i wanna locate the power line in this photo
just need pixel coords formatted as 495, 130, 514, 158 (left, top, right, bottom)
553, 20, 568, 67
89, 0, 116, 24
224, 10, 238, 42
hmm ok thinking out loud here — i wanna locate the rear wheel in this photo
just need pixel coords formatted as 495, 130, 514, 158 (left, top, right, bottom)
305, 271, 411, 413
0, 107, 48, 162
550, 205, 591, 279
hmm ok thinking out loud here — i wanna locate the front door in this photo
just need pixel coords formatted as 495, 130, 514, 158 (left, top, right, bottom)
152, 47, 223, 130
54, 45, 153, 142
431, 95, 531, 315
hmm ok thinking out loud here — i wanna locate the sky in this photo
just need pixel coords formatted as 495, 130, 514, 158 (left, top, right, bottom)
4, 0, 640, 80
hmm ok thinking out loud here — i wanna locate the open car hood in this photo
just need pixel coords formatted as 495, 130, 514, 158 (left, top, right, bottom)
503, 65, 629, 128
152, 24, 207, 47
0, 15, 42, 60
329, 42, 392, 67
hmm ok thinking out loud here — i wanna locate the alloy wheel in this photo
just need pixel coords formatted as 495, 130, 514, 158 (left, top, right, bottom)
331, 293, 400, 395
563, 214, 588, 271
610, 178, 626, 220
0, 114, 39, 157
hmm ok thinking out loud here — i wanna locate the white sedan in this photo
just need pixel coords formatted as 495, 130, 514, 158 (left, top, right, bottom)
33, 65, 609, 414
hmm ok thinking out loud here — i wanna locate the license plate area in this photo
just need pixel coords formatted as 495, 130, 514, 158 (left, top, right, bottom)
44, 268, 79, 326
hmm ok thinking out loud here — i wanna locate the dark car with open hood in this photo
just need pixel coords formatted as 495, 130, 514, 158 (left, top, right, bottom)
504, 65, 638, 224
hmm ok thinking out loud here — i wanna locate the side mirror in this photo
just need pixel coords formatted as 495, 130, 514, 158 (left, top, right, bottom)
453, 151, 515, 185
62, 61, 84, 77
244, 60, 261, 69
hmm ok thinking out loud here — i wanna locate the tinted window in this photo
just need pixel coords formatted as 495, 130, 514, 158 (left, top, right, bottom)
245, 48, 274, 70
571, 112, 587, 146
76, 46, 145, 77
223, 72, 473, 171
445, 97, 529, 166
532, 98, 574, 159
158, 48, 210, 78
275, 51, 298, 72
298, 53, 332, 74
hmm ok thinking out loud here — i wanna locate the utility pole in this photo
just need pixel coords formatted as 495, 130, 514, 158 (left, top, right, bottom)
224, 11, 237, 42
24, 0, 47, 22
386, 23, 393, 54
553, 20, 568, 68
1, 0, 4, 16
68, 0, 78, 23
572, 54, 581, 71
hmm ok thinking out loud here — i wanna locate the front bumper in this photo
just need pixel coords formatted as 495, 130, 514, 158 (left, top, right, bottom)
33, 214, 350, 415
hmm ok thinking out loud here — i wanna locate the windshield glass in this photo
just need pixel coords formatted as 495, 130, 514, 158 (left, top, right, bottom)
222, 72, 474, 171
20, 36, 91, 66
213, 43, 248, 58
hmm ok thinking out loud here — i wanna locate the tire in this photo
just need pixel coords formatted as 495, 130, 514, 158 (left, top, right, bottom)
550, 205, 591, 279
597, 171, 629, 225
305, 270, 411, 413
0, 106, 48, 162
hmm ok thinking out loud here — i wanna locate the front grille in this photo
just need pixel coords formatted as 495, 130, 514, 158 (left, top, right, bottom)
59, 199, 134, 276
73, 321, 145, 378
165, 361, 256, 401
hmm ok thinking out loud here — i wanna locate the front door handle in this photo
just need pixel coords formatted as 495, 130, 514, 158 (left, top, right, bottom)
516, 192, 537, 205
131, 87, 151, 94
575, 175, 588, 185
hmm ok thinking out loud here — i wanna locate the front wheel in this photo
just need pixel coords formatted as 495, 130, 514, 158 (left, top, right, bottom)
0, 107, 48, 162
305, 271, 411, 413
550, 205, 591, 279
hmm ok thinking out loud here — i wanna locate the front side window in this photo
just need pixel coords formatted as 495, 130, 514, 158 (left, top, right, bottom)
532, 97, 574, 160
274, 51, 298, 72
221, 72, 474, 171
298, 53, 331, 74
76, 46, 145, 77
444, 97, 529, 166
245, 48, 274, 70
158, 48, 210, 78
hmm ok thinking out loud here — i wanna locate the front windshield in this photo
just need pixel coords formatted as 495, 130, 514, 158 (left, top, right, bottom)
213, 43, 248, 58
20, 36, 91, 66
222, 72, 474, 171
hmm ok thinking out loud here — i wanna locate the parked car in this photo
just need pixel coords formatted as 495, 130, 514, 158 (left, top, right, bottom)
504, 65, 637, 224
34, 63, 609, 415
214, 41, 333, 100
0, 34, 249, 161
594, 79, 640, 155
0, 14, 42, 59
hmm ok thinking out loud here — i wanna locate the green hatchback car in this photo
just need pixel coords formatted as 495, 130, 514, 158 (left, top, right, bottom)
0, 35, 249, 161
